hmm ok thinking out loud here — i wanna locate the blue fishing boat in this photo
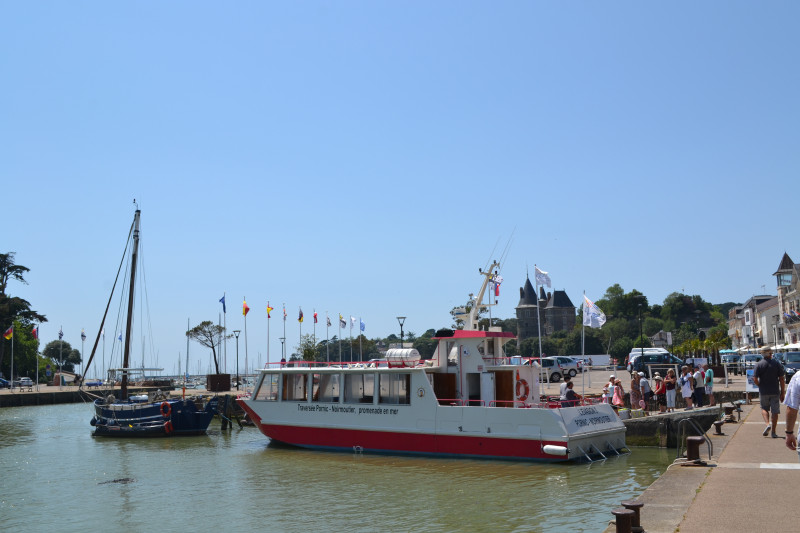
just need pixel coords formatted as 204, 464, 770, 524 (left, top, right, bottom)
82, 206, 218, 437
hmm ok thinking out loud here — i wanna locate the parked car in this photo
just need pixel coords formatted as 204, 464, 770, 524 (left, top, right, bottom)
781, 352, 800, 379
0, 377, 9, 389
13, 377, 33, 388
524, 357, 564, 383
740, 354, 763, 371
552, 356, 580, 378
629, 352, 684, 377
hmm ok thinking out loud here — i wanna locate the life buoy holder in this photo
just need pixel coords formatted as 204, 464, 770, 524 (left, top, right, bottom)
516, 379, 530, 402
160, 401, 171, 418
164, 421, 173, 434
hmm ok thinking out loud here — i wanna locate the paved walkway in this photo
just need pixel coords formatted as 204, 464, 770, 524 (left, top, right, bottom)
617, 402, 799, 533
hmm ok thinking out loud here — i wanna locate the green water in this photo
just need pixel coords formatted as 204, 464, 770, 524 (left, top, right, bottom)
0, 403, 672, 532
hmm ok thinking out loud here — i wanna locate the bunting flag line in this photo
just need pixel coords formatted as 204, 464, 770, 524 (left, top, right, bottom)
219, 295, 226, 314
243, 300, 250, 316
298, 308, 304, 323
3, 326, 12, 340
582, 295, 607, 328
535, 266, 551, 288
267, 304, 274, 318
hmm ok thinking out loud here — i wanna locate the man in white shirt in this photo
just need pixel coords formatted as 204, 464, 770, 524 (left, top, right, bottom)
783, 371, 800, 460
692, 366, 705, 407
559, 375, 571, 400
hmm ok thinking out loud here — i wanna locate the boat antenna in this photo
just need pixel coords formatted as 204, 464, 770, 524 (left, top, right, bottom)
498, 226, 516, 270
483, 237, 501, 274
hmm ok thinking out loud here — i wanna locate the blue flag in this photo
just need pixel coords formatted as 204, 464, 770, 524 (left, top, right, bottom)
118, 334, 123, 342
360, 320, 365, 332
219, 295, 226, 314
58, 328, 63, 340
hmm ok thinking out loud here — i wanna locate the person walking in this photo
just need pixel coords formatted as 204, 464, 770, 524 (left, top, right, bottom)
638, 371, 652, 411
692, 365, 705, 408
653, 375, 666, 413
703, 363, 715, 406
665, 368, 678, 412
612, 378, 626, 410
680, 366, 694, 410
753, 347, 786, 438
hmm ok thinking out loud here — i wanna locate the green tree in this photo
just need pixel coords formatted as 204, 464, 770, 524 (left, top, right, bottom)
43, 339, 81, 373
0, 252, 47, 375
610, 337, 634, 365
643, 317, 664, 337
186, 321, 227, 374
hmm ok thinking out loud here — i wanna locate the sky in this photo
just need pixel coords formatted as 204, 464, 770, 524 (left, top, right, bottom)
2, 2, 798, 377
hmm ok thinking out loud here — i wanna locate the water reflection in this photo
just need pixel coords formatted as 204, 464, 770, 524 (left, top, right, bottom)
0, 403, 671, 532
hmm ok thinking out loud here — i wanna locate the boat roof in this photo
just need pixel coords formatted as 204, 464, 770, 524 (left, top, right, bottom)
433, 330, 515, 340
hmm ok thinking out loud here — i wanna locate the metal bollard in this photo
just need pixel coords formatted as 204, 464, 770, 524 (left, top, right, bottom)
686, 435, 705, 461
713, 420, 725, 435
621, 500, 644, 533
611, 508, 635, 533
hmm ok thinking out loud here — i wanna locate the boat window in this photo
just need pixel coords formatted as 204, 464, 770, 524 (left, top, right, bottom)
379, 373, 410, 405
343, 373, 375, 404
254, 374, 279, 401
314, 373, 340, 402
282, 373, 308, 401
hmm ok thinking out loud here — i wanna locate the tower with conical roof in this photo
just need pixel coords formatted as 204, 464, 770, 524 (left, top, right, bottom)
515, 276, 541, 342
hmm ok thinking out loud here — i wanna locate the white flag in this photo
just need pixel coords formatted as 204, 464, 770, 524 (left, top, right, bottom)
350, 316, 356, 328
535, 266, 551, 288
583, 295, 606, 328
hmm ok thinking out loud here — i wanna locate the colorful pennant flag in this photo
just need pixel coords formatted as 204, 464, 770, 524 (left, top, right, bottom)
298, 308, 304, 323
219, 295, 226, 313
327, 315, 331, 327
313, 311, 318, 324
583, 295, 607, 328
339, 314, 346, 328
267, 304, 274, 318
32, 326, 38, 340
283, 305, 287, 321
243, 300, 250, 316
3, 326, 12, 340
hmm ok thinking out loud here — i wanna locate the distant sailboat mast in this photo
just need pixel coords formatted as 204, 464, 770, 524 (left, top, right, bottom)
120, 208, 141, 400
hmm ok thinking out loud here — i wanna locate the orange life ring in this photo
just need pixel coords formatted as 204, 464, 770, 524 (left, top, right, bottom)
160, 401, 171, 418
516, 378, 530, 402
164, 420, 173, 434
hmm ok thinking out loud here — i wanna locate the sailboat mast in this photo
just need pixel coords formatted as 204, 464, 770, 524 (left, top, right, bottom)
120, 209, 141, 399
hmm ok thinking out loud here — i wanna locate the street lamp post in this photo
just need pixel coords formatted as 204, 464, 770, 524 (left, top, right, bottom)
233, 330, 241, 391
396, 316, 406, 349
279, 337, 286, 363
638, 304, 644, 361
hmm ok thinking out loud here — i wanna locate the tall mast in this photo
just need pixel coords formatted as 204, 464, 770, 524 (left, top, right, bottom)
120, 209, 141, 399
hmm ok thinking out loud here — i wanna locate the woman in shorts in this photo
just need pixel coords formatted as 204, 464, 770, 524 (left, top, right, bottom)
664, 368, 677, 412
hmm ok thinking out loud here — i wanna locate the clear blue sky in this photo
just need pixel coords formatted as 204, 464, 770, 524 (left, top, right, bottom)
2, 2, 798, 376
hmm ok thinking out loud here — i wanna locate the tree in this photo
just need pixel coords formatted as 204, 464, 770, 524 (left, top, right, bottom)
43, 339, 80, 373
0, 252, 47, 375
186, 321, 226, 374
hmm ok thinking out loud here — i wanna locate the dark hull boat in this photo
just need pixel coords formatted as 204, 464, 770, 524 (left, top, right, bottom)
82, 207, 218, 438
91, 395, 219, 437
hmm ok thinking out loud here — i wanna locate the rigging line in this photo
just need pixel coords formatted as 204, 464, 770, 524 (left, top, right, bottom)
498, 226, 516, 270
80, 217, 135, 388
483, 236, 501, 273
138, 238, 157, 370
109, 243, 132, 374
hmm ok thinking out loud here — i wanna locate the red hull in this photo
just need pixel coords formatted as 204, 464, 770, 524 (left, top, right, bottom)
239, 400, 566, 461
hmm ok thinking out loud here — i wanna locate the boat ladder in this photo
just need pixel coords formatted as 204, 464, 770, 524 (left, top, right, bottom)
676, 418, 713, 461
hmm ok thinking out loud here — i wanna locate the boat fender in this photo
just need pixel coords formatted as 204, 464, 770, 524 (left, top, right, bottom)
542, 445, 568, 456
90, 417, 97, 427
164, 421, 173, 434
160, 401, 172, 418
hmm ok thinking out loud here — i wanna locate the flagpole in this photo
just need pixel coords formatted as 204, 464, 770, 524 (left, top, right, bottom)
582, 290, 586, 399
349, 318, 354, 362
326, 313, 330, 363
223, 291, 227, 374
9, 326, 14, 391
299, 307, 303, 357
244, 296, 249, 392
338, 315, 342, 362
282, 303, 286, 361
267, 300, 271, 368
313, 309, 316, 358
35, 325, 39, 391
359, 318, 363, 361
534, 266, 545, 396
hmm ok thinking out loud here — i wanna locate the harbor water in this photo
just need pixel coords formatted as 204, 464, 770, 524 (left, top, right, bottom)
1, 402, 672, 532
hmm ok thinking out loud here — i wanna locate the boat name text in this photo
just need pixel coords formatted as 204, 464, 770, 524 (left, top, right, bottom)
297, 404, 400, 416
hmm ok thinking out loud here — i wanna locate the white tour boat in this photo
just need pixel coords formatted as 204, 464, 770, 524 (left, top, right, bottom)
239, 263, 627, 462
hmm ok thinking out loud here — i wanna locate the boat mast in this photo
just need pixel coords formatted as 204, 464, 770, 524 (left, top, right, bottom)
120, 208, 141, 400
468, 261, 500, 330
